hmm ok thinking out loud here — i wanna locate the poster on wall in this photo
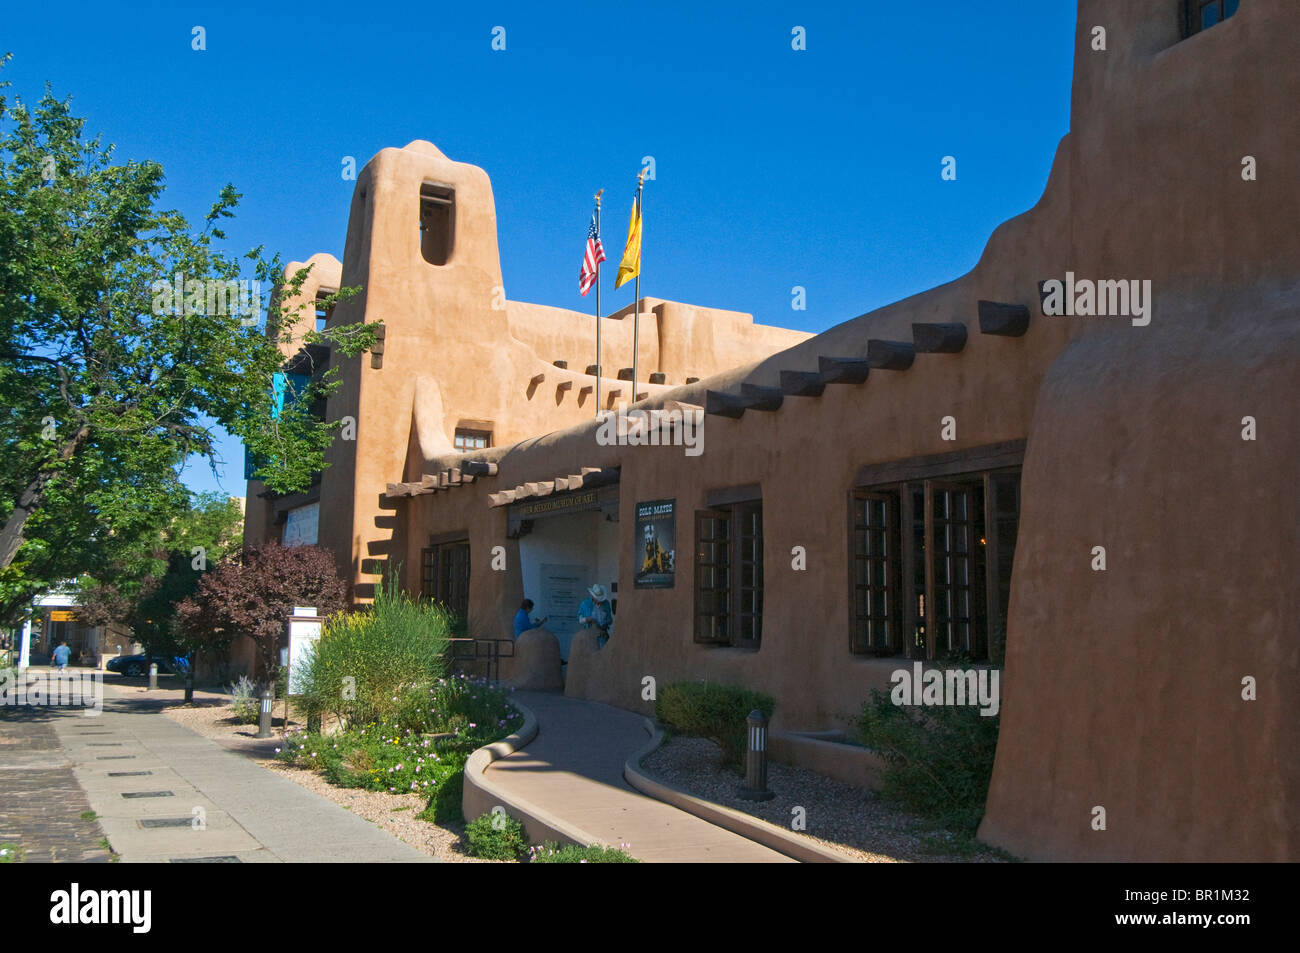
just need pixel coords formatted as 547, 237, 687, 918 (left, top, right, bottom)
634, 499, 675, 588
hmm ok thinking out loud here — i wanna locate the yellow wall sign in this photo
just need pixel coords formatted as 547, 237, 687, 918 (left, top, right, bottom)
49, 610, 77, 622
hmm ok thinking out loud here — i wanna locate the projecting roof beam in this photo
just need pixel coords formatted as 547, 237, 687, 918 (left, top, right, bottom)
779, 370, 826, 397
912, 322, 968, 353
867, 339, 916, 370
740, 383, 784, 412
818, 356, 870, 385
705, 390, 746, 419
978, 300, 1030, 337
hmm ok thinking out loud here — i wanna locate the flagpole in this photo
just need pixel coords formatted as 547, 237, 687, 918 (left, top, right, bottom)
631, 169, 646, 405
594, 189, 603, 417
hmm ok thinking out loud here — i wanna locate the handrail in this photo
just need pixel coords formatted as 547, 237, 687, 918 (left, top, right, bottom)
445, 636, 516, 685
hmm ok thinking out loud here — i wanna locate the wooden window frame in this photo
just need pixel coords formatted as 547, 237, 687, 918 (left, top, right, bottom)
694, 495, 763, 649
454, 428, 492, 452
851, 447, 1024, 663
420, 538, 470, 617
849, 489, 902, 656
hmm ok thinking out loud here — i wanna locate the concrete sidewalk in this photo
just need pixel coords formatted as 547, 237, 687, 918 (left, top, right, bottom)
40, 680, 432, 863
489, 692, 794, 862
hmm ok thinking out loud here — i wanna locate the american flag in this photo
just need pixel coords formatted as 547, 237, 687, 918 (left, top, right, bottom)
579, 210, 606, 297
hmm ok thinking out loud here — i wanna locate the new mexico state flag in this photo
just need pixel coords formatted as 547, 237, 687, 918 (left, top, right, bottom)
615, 195, 641, 289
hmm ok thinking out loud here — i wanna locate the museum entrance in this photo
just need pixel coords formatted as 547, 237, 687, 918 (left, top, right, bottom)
509, 483, 619, 662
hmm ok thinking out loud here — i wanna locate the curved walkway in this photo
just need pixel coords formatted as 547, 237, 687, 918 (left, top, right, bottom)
488, 692, 794, 863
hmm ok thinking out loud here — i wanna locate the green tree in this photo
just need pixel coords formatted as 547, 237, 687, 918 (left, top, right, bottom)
0, 58, 378, 608
74, 492, 244, 657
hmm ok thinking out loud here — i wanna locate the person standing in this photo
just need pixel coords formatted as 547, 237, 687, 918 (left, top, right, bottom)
52, 640, 71, 673
577, 584, 614, 647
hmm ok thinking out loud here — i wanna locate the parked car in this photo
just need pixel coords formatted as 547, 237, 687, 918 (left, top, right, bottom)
106, 654, 190, 677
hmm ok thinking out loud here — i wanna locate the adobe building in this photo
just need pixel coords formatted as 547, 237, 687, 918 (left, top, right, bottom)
250, 0, 1298, 862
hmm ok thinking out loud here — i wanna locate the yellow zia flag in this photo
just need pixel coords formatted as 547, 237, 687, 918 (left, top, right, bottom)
614, 193, 641, 289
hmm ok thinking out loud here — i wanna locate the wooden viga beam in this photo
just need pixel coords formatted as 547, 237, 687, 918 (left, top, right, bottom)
912, 322, 968, 354
420, 474, 441, 491
463, 461, 498, 477
779, 370, 825, 397
818, 356, 870, 385
978, 300, 1030, 337
704, 390, 746, 419
867, 339, 916, 371
488, 489, 517, 507
740, 383, 784, 412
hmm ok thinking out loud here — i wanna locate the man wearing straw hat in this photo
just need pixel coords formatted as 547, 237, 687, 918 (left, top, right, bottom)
577, 584, 614, 648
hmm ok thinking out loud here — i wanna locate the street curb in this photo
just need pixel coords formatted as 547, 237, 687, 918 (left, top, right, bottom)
460, 697, 607, 850
623, 717, 858, 864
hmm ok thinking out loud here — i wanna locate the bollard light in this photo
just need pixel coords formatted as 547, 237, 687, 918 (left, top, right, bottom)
183, 664, 194, 705
256, 687, 274, 738
737, 709, 775, 801
147, 662, 158, 691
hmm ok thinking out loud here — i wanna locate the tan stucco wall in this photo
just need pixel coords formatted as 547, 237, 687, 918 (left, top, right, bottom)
390, 0, 1299, 860
286, 139, 811, 594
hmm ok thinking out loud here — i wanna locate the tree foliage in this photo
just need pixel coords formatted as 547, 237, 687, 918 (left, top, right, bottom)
74, 492, 244, 656
176, 541, 347, 685
0, 56, 378, 615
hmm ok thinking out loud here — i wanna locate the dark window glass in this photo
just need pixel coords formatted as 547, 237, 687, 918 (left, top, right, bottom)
421, 540, 470, 617
694, 499, 762, 648
851, 490, 900, 656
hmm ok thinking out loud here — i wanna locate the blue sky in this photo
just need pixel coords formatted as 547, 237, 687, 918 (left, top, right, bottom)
3, 0, 1077, 497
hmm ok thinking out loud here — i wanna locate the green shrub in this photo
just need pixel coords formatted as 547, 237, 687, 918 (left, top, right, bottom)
417, 763, 465, 826
655, 681, 775, 768
228, 675, 260, 724
464, 811, 528, 860
856, 687, 1000, 834
294, 572, 453, 730
528, 842, 638, 863
276, 673, 522, 829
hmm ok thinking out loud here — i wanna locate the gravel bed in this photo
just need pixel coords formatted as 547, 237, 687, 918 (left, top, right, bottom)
161, 698, 498, 863
641, 736, 1005, 863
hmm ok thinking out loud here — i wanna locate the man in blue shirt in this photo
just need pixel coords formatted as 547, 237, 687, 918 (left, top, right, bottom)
577, 584, 614, 646
52, 641, 71, 672
513, 599, 546, 637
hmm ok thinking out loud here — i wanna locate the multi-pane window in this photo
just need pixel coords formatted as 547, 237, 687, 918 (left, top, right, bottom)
1182, 0, 1239, 37
454, 429, 491, 451
930, 483, 980, 658
421, 540, 470, 617
849, 465, 1020, 662
851, 491, 899, 655
694, 498, 763, 649
694, 511, 731, 644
